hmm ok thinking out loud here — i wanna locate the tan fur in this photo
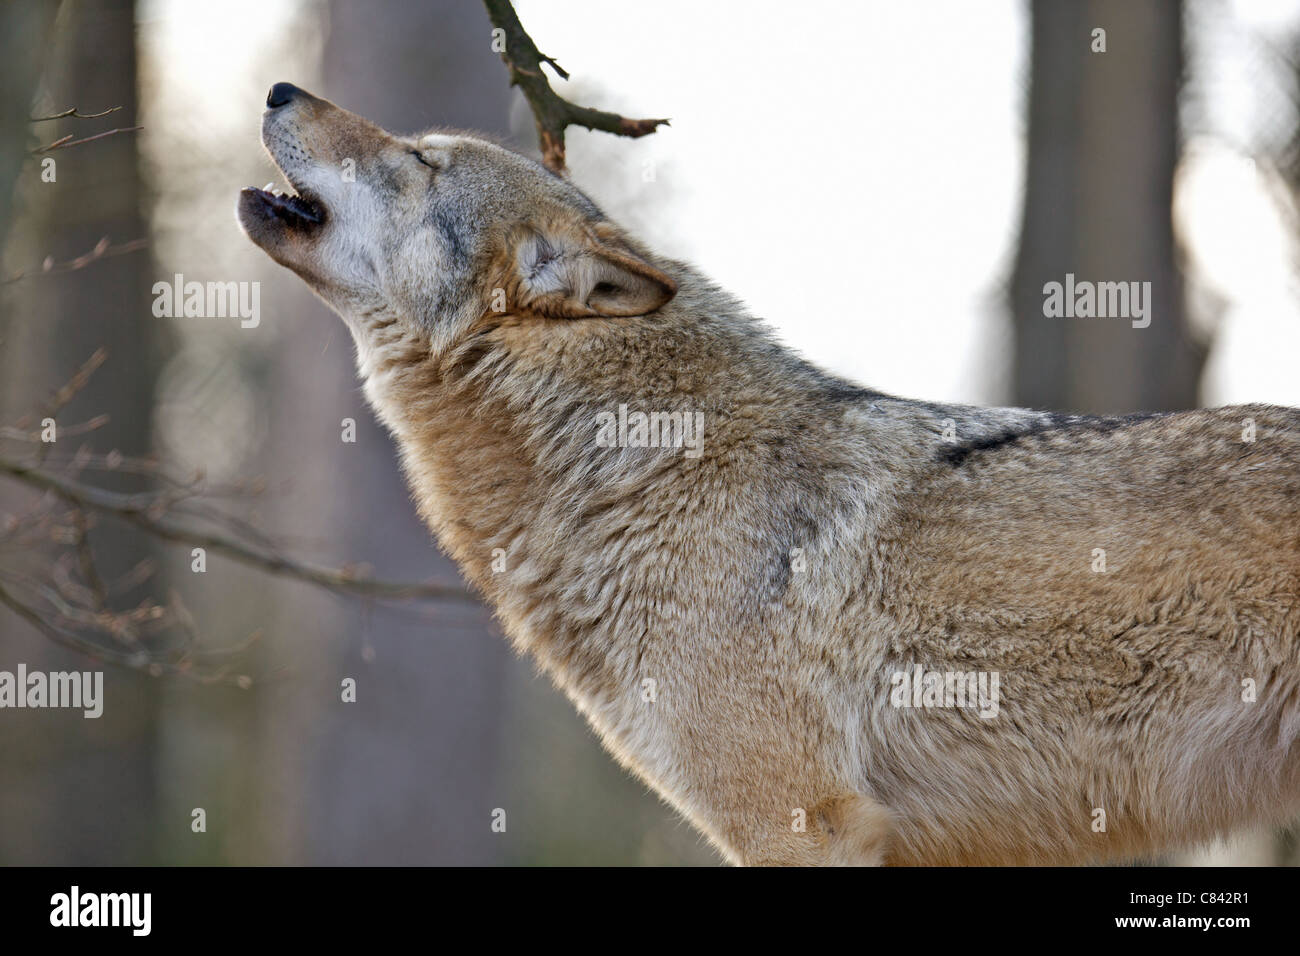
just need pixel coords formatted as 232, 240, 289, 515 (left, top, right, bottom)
239, 86, 1300, 865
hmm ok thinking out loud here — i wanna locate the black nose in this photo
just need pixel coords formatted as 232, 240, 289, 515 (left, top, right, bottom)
266, 82, 303, 109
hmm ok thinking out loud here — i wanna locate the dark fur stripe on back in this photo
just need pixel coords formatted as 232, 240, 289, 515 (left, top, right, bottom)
940, 412, 1164, 467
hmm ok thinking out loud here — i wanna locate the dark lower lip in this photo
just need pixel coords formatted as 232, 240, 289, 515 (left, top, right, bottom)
240, 186, 325, 226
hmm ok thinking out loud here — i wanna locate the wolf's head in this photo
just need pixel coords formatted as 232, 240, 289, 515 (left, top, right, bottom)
237, 82, 677, 352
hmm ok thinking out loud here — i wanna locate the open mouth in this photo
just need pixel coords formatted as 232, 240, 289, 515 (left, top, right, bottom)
240, 182, 325, 227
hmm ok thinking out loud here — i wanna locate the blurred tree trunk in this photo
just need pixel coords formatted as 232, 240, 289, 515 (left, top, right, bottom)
0, 0, 58, 248
0, 0, 168, 864
1011, 0, 1204, 414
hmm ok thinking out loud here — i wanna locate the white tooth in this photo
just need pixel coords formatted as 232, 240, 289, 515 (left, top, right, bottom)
264, 182, 274, 191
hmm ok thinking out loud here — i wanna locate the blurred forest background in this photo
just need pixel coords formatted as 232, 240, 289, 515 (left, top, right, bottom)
1, 0, 1299, 865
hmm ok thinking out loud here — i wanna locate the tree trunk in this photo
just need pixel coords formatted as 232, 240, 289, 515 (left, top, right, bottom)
0, 0, 168, 864
1011, 0, 1203, 414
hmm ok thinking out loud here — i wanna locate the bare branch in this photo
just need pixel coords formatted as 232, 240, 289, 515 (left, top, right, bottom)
3, 237, 148, 284
482, 0, 668, 173
43, 347, 109, 418
30, 106, 123, 123
0, 454, 478, 604
0, 575, 250, 684
0, 417, 107, 443
30, 125, 142, 154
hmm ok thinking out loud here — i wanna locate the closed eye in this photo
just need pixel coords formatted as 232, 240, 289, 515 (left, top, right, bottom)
411, 150, 440, 171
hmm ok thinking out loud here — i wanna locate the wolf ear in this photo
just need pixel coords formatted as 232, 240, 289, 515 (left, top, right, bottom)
514, 228, 676, 319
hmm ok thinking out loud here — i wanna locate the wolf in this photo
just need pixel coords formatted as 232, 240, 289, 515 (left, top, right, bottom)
238, 82, 1300, 866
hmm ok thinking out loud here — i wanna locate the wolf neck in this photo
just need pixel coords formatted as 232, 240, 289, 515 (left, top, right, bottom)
345, 286, 843, 691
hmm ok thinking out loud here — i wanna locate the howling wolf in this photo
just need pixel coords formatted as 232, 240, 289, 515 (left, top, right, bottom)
239, 82, 1300, 866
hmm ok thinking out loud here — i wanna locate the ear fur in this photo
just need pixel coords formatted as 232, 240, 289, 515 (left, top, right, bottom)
513, 223, 677, 318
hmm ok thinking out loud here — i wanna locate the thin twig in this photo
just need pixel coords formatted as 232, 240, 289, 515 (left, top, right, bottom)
64, 500, 108, 607
31, 125, 142, 154
0, 417, 108, 443
0, 576, 248, 683
3, 238, 148, 284
43, 347, 109, 419
30, 106, 123, 123
482, 0, 668, 173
